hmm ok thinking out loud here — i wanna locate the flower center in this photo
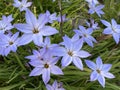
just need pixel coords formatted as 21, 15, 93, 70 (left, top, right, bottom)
112, 26, 117, 33
33, 29, 39, 34
58, 83, 62, 88
9, 41, 13, 45
84, 34, 88, 37
44, 63, 49, 68
68, 51, 73, 56
97, 69, 101, 74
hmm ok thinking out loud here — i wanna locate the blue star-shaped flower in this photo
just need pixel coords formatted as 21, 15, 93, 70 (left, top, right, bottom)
28, 55, 63, 84
85, 57, 115, 87
13, 0, 32, 12
88, 2, 104, 17
0, 32, 20, 56
0, 15, 14, 34
52, 35, 91, 70
101, 19, 120, 44
14, 9, 58, 46
74, 25, 97, 47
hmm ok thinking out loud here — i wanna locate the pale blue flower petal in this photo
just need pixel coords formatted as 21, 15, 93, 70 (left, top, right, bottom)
72, 39, 83, 51
73, 57, 83, 70
4, 47, 11, 56
71, 34, 79, 42
84, 38, 94, 47
42, 69, 50, 84
18, 34, 33, 46
111, 19, 117, 27
88, 9, 95, 14
74, 30, 83, 36
11, 44, 17, 52
88, 35, 97, 43
51, 66, 63, 75
26, 9, 37, 27
46, 85, 53, 90
13, 0, 21, 7
41, 26, 58, 36
101, 72, 115, 79
103, 28, 112, 34
52, 80, 58, 88
62, 35, 72, 50
29, 67, 43, 76
101, 20, 111, 27
11, 32, 19, 41
96, 56, 103, 70
29, 61, 43, 67
52, 47, 66, 56
44, 37, 51, 45
87, 28, 93, 34
14, 24, 33, 33
61, 55, 72, 68
90, 71, 99, 81
96, 5, 104, 10
79, 25, 86, 32
85, 60, 96, 70
33, 34, 43, 45
75, 50, 91, 58
98, 75, 105, 87
25, 2, 32, 7
50, 57, 60, 65
102, 64, 112, 72
113, 33, 120, 44
25, 55, 36, 60
38, 14, 48, 28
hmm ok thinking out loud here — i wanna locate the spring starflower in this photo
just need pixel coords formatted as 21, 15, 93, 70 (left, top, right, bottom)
14, 9, 58, 46
29, 56, 63, 84
74, 26, 97, 47
101, 19, 120, 44
13, 0, 32, 11
0, 15, 14, 34
0, 32, 20, 56
52, 35, 91, 70
85, 57, 115, 87
88, 2, 104, 17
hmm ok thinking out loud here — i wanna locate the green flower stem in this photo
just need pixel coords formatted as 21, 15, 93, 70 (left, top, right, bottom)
14, 53, 26, 70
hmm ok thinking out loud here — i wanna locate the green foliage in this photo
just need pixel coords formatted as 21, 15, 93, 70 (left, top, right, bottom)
0, 0, 120, 90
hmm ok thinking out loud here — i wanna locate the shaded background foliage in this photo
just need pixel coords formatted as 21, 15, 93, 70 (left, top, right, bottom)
0, 0, 120, 90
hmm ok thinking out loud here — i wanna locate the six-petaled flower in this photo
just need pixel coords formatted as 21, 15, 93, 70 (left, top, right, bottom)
0, 15, 14, 34
52, 35, 91, 70
85, 57, 115, 87
29, 55, 63, 84
14, 9, 58, 46
101, 19, 120, 44
88, 2, 104, 17
74, 25, 97, 47
13, 0, 32, 11
0, 32, 20, 56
